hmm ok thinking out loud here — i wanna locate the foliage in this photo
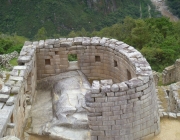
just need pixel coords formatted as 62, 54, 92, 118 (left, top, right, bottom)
72, 17, 180, 72
0, 33, 27, 54
68, 54, 77, 61
166, 0, 180, 18
34, 27, 47, 40
9, 58, 18, 66
0, 0, 160, 39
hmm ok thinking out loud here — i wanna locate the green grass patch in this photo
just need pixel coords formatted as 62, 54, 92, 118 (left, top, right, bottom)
9, 58, 18, 66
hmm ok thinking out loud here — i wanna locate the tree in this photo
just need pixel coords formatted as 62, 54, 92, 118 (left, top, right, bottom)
68, 31, 77, 38
34, 27, 47, 40
131, 19, 150, 49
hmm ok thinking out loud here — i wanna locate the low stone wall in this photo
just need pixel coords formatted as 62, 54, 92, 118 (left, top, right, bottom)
153, 71, 159, 86
159, 83, 180, 119
0, 44, 36, 138
0, 37, 159, 140
162, 59, 180, 85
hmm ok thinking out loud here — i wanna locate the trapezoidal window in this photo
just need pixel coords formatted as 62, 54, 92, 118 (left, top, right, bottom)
45, 59, 51, 65
114, 60, 118, 67
67, 54, 79, 70
127, 69, 131, 80
95, 56, 101, 62
68, 54, 77, 61
55, 51, 59, 55
169, 73, 171, 78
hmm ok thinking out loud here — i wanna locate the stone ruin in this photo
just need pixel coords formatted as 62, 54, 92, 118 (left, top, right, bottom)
162, 59, 180, 85
0, 37, 160, 140
0, 51, 19, 71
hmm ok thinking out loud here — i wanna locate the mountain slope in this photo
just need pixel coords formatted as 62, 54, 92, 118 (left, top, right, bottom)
0, 0, 159, 39
166, 0, 180, 18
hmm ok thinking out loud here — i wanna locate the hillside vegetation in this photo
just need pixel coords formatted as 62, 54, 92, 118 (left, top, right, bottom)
0, 0, 159, 39
69, 17, 180, 72
0, 33, 27, 54
166, 0, 180, 18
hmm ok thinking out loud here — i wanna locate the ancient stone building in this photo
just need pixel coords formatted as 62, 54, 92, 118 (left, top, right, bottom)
0, 37, 160, 140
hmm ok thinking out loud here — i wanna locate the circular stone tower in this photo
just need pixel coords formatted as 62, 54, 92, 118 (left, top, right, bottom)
82, 37, 160, 140
32, 37, 160, 140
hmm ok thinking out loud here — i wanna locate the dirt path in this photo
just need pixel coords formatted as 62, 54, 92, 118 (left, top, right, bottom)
151, 118, 180, 140
151, 0, 179, 22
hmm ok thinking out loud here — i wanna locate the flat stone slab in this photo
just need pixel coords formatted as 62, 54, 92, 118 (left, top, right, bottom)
0, 86, 11, 95
6, 96, 15, 106
0, 109, 11, 137
13, 66, 27, 70
0, 136, 20, 140
169, 112, 177, 118
0, 94, 9, 102
9, 76, 23, 81
18, 56, 31, 63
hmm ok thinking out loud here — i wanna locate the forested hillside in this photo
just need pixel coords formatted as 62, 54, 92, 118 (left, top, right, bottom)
166, 0, 180, 18
0, 0, 159, 39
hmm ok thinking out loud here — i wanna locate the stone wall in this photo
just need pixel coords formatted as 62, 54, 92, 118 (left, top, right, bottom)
36, 37, 136, 83
0, 43, 37, 138
162, 59, 180, 85
0, 37, 159, 140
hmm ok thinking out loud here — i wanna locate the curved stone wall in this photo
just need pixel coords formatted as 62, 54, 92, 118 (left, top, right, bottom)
36, 37, 138, 82
0, 37, 160, 140
34, 37, 160, 140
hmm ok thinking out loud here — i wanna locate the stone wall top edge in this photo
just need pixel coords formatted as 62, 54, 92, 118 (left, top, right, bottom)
23, 37, 152, 79
91, 75, 152, 94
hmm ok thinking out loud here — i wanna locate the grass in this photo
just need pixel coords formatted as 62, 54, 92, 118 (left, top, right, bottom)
9, 58, 18, 66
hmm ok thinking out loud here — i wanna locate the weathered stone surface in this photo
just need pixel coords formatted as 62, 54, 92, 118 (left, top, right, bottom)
111, 84, 119, 92
0, 86, 11, 95
18, 56, 31, 63
29, 71, 90, 140
91, 81, 100, 94
91, 37, 101, 46
100, 80, 113, 86
0, 136, 20, 140
45, 39, 55, 45
0, 94, 9, 102
6, 96, 15, 106
38, 40, 44, 48
61, 41, 73, 47
169, 112, 177, 118
82, 37, 91, 46
24, 41, 32, 46
125, 78, 143, 89
9, 76, 23, 81
0, 109, 11, 137
101, 85, 111, 93
74, 37, 83, 45
100, 37, 109, 46
118, 82, 128, 91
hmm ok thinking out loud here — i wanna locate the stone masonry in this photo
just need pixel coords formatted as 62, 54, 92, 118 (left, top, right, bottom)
0, 37, 160, 140
162, 59, 180, 84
